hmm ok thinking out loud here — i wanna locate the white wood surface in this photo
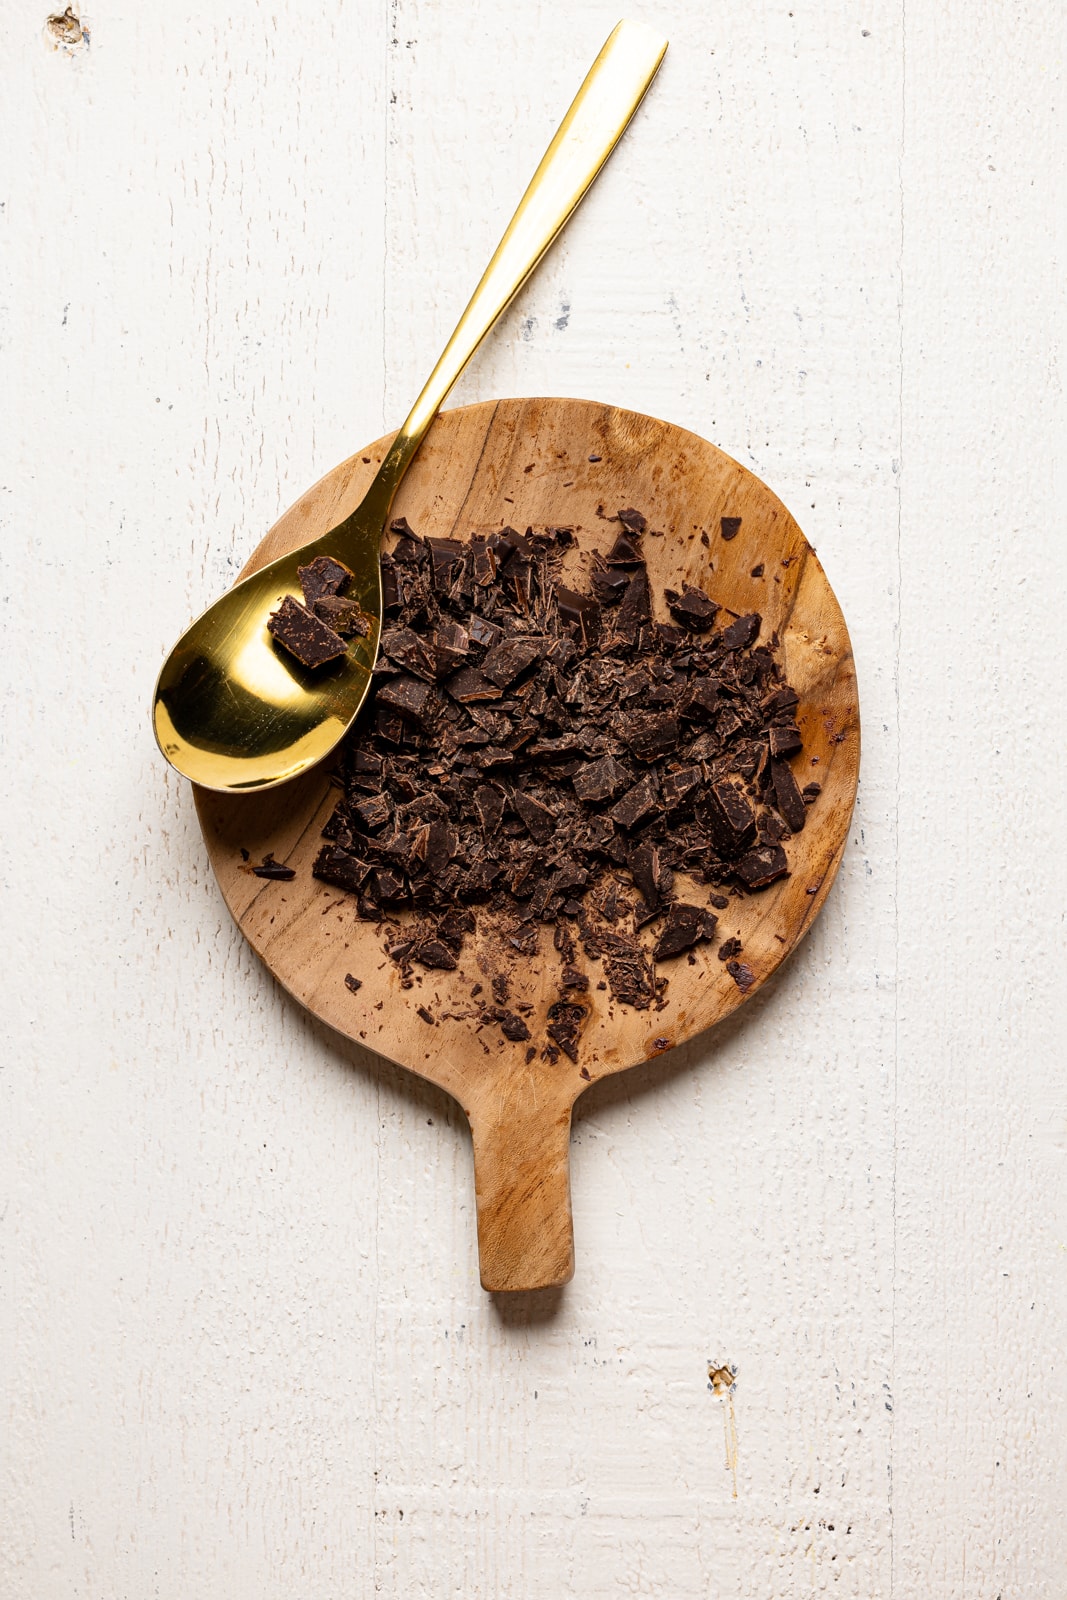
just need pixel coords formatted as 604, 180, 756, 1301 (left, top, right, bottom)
1, 1, 1063, 1594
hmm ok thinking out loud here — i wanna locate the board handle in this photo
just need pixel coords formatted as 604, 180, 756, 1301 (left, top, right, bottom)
469, 1089, 576, 1292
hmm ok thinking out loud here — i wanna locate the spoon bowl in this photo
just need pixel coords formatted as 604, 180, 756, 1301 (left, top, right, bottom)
152, 514, 384, 792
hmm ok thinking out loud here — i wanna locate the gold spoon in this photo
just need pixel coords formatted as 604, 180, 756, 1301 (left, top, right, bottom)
153, 20, 667, 794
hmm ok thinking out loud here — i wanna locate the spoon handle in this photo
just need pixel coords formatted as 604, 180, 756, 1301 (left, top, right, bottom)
363, 19, 668, 517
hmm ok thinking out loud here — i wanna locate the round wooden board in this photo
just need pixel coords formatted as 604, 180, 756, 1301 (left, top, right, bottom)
195, 397, 859, 1290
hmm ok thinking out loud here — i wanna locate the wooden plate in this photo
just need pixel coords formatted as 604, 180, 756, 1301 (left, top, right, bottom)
195, 398, 859, 1290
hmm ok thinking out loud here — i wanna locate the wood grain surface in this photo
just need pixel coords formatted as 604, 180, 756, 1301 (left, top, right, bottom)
196, 397, 858, 1289
2, 0, 1064, 1595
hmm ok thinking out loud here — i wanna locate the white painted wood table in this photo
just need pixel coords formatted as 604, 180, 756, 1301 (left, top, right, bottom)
2, 2, 1064, 1594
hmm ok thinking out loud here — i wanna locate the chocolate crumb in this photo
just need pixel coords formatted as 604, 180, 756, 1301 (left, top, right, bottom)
726, 959, 756, 992
416, 1005, 434, 1024
251, 853, 296, 880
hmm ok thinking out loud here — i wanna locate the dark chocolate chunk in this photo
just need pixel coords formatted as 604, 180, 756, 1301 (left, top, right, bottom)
481, 636, 543, 687
313, 844, 370, 893
802, 781, 822, 804
726, 959, 756, 992
560, 966, 589, 990
298, 554, 354, 605
430, 620, 470, 674
313, 594, 371, 637
497, 1010, 531, 1042
770, 757, 807, 833
572, 755, 630, 804
733, 844, 789, 888
445, 667, 503, 704
614, 566, 652, 634
426, 536, 465, 593
556, 586, 601, 649
617, 507, 647, 534
376, 674, 432, 724
344, 973, 363, 993
688, 676, 723, 717
413, 938, 457, 970
474, 784, 505, 835
609, 774, 659, 830
546, 1000, 586, 1061
720, 516, 742, 541
717, 937, 742, 961
605, 531, 645, 566
268, 594, 348, 668
764, 685, 800, 716
591, 565, 631, 603
513, 789, 556, 843
417, 1005, 434, 1024
768, 722, 803, 759
251, 852, 296, 880
701, 781, 756, 856
617, 710, 679, 762
719, 613, 761, 650
653, 902, 718, 961
380, 626, 437, 680
629, 839, 663, 911
353, 792, 392, 831
660, 765, 703, 810
666, 584, 719, 632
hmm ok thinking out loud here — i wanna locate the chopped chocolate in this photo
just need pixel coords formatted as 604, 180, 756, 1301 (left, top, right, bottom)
413, 938, 457, 970
344, 973, 363, 993
733, 844, 789, 888
665, 584, 718, 632
726, 959, 756, 992
719, 613, 761, 650
513, 789, 557, 843
610, 775, 659, 830
546, 999, 586, 1061
618, 710, 679, 762
298, 554, 355, 606
268, 594, 348, 668
573, 755, 630, 803
606, 531, 645, 566
377, 674, 432, 724
251, 852, 295, 880
717, 937, 742, 961
614, 566, 652, 634
802, 781, 822, 804
556, 586, 601, 648
429, 619, 470, 674
768, 722, 803, 758
720, 516, 742, 541
660, 765, 702, 810
304, 506, 810, 1050
497, 1010, 531, 1042
482, 635, 543, 687
701, 781, 756, 856
353, 792, 392, 831
313, 844, 370, 893
770, 757, 807, 833
445, 666, 503, 704
380, 626, 437, 680
313, 594, 371, 637
653, 902, 718, 961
